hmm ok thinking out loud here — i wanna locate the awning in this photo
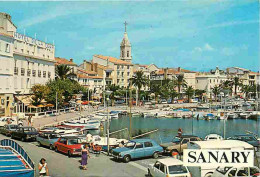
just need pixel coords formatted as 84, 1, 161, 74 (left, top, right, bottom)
45, 104, 54, 107
37, 104, 45, 108
28, 105, 38, 109
15, 95, 47, 106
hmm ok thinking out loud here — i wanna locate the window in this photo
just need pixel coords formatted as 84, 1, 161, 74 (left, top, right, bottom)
32, 70, 36, 77
127, 51, 129, 57
122, 72, 124, 77
21, 68, 25, 76
135, 143, 143, 149
27, 69, 31, 76
27, 50, 29, 54
159, 163, 166, 173
117, 79, 120, 83
127, 72, 130, 76
38, 70, 41, 77
5, 44, 10, 53
117, 65, 119, 69
26, 78, 30, 88
181, 139, 189, 144
122, 51, 124, 58
210, 79, 211, 83
14, 67, 18, 75
43, 71, 46, 78
154, 162, 160, 169
48, 72, 51, 78
127, 65, 130, 69
117, 71, 120, 75
144, 142, 153, 147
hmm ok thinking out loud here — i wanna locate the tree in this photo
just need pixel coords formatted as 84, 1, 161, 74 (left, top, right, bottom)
131, 71, 147, 106
195, 89, 206, 102
221, 80, 233, 96
150, 83, 161, 103
185, 86, 194, 103
46, 79, 85, 107
31, 84, 50, 106
211, 85, 221, 102
241, 84, 253, 99
174, 75, 187, 98
106, 84, 120, 106
55, 64, 76, 80
232, 77, 242, 95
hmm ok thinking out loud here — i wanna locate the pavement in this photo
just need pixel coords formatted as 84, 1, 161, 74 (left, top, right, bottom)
0, 134, 153, 177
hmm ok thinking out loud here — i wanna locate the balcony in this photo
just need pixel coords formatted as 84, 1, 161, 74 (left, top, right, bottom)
38, 70, 41, 77
14, 67, 18, 75
21, 68, 25, 76
27, 69, 31, 76
32, 70, 36, 77
43, 71, 46, 78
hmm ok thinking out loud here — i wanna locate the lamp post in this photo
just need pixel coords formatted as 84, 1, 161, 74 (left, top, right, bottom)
105, 90, 112, 155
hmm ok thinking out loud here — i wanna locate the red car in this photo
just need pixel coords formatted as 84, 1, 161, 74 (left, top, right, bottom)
54, 137, 82, 157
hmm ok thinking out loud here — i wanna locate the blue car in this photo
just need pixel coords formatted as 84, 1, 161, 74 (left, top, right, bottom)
111, 139, 163, 163
36, 132, 60, 150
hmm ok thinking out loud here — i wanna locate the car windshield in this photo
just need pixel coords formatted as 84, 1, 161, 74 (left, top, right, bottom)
68, 139, 80, 145
168, 165, 188, 174
240, 136, 257, 141
125, 142, 136, 149
172, 137, 181, 143
24, 127, 36, 132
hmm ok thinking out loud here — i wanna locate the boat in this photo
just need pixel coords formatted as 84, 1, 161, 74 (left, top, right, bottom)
0, 139, 35, 177
91, 135, 128, 151
227, 112, 238, 119
240, 112, 251, 119
204, 113, 215, 120
216, 112, 227, 120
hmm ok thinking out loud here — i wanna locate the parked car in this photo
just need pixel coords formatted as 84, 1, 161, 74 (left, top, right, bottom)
161, 99, 167, 104
111, 139, 163, 163
227, 134, 260, 151
0, 124, 19, 136
115, 99, 125, 104
160, 135, 201, 155
204, 134, 223, 141
148, 158, 191, 177
37, 132, 60, 150
54, 136, 82, 157
11, 126, 38, 141
211, 166, 260, 177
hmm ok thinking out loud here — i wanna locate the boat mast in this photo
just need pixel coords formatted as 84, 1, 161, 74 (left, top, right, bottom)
129, 80, 133, 140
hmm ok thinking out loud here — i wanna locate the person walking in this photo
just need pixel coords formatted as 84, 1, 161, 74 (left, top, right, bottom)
38, 158, 49, 177
81, 145, 90, 170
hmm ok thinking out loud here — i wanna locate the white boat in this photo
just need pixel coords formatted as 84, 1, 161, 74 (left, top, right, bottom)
240, 112, 250, 119
216, 112, 227, 120
62, 122, 100, 130
227, 112, 238, 119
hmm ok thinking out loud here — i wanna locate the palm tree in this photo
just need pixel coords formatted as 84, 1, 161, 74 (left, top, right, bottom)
221, 80, 233, 96
106, 84, 120, 106
185, 86, 194, 103
55, 64, 76, 80
174, 75, 187, 98
211, 85, 221, 102
232, 77, 242, 95
195, 89, 206, 103
131, 71, 147, 106
241, 85, 252, 99
150, 83, 161, 103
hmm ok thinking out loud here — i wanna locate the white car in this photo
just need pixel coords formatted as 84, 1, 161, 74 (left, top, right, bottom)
212, 166, 260, 177
0, 117, 17, 127
148, 158, 191, 177
204, 134, 223, 141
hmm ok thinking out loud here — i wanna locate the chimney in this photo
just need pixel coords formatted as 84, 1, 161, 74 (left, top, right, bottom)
163, 68, 168, 80
70, 58, 73, 62
178, 67, 181, 72
94, 63, 98, 72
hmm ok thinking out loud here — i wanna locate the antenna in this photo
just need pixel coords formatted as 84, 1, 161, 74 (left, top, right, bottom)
124, 21, 128, 33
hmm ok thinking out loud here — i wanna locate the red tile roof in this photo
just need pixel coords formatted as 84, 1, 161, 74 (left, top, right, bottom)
55, 57, 77, 66
77, 69, 97, 75
77, 74, 103, 79
94, 54, 132, 65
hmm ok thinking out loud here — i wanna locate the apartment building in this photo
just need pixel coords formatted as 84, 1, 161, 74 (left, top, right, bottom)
0, 12, 55, 116
196, 67, 227, 98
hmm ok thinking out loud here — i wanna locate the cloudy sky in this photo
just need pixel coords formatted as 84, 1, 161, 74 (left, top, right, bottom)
1, 0, 259, 71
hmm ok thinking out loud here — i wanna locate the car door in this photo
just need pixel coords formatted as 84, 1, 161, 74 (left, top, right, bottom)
57, 138, 66, 152
16, 128, 23, 139
152, 162, 164, 177
41, 134, 48, 146
144, 141, 154, 157
180, 138, 189, 152
132, 143, 145, 159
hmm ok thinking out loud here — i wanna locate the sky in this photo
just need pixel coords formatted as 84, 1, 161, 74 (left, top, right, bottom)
1, 0, 259, 71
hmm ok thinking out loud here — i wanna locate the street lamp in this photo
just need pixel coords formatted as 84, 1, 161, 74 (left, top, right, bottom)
105, 90, 112, 155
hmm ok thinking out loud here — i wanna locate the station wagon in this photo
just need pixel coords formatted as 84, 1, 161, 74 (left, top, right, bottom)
37, 132, 60, 150
111, 139, 163, 163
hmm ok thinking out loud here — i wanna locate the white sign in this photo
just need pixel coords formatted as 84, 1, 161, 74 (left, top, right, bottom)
183, 149, 254, 167
13, 32, 54, 49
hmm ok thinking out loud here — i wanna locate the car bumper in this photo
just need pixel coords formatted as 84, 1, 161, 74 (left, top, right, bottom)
26, 136, 36, 140
112, 154, 123, 159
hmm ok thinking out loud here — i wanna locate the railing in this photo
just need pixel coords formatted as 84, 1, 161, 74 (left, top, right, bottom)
0, 139, 35, 170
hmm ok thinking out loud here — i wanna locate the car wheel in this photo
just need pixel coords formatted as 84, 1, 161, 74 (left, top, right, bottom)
68, 151, 72, 158
55, 147, 58, 152
38, 141, 42, 147
21, 137, 25, 142
123, 155, 131, 163
153, 152, 159, 159
10, 134, 14, 139
204, 172, 213, 177
50, 144, 54, 150
147, 169, 152, 177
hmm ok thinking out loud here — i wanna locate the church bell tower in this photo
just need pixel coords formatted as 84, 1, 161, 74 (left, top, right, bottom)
120, 21, 132, 63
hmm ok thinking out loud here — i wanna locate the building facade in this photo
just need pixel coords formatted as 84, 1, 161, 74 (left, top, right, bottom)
0, 12, 55, 116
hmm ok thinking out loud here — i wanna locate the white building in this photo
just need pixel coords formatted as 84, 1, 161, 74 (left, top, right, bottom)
0, 12, 55, 116
196, 67, 227, 98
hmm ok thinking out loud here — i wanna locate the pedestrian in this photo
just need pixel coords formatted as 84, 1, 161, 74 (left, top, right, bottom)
119, 141, 125, 148
178, 128, 183, 137
38, 158, 49, 177
28, 116, 32, 126
81, 145, 90, 170
86, 131, 93, 143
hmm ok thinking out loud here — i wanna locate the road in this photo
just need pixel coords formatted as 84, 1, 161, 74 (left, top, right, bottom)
0, 134, 162, 177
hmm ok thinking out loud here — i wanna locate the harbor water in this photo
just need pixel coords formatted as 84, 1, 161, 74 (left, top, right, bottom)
109, 116, 260, 143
